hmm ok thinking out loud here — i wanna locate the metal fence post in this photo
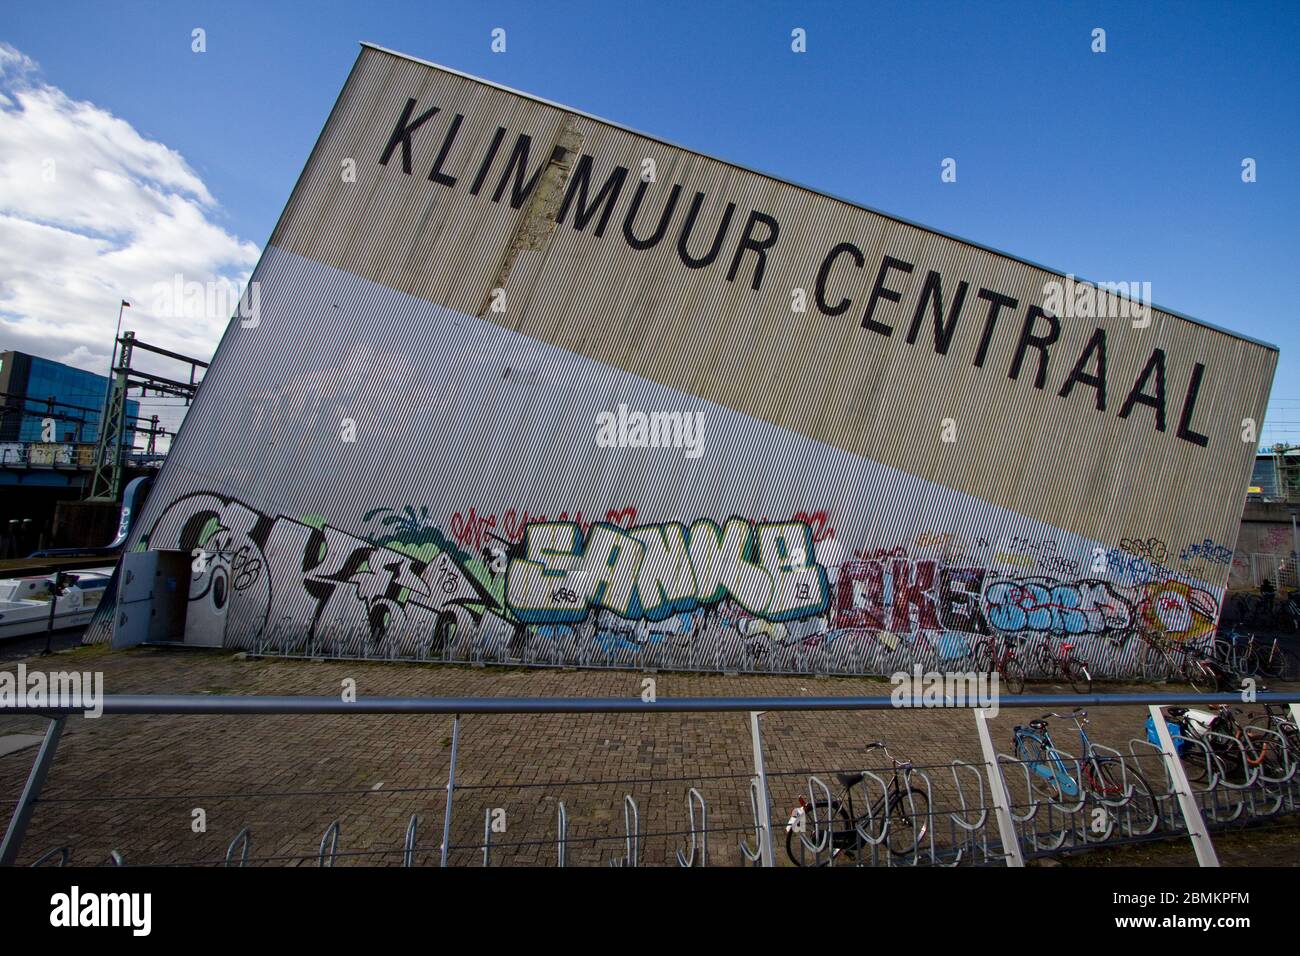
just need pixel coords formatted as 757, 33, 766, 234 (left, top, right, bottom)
1147, 704, 1219, 867
972, 709, 1023, 867
439, 714, 461, 868
0, 716, 65, 866
748, 711, 775, 867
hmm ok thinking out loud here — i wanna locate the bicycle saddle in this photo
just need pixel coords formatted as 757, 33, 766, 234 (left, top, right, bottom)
836, 771, 866, 788
1167, 707, 1189, 718
1028, 719, 1048, 731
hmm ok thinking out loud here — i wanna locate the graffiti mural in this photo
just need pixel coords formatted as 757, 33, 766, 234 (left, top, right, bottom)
129, 492, 1227, 679
506, 519, 829, 623
146, 493, 504, 654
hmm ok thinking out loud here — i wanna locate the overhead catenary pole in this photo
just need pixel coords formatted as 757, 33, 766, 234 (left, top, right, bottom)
97, 299, 129, 443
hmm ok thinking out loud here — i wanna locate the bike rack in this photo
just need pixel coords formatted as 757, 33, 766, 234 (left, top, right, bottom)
895, 768, 936, 866
849, 769, 893, 865
790, 775, 835, 865
317, 820, 339, 867
224, 827, 251, 867
402, 814, 418, 867
946, 760, 990, 866
1146, 705, 1219, 866
608, 795, 640, 867
738, 780, 766, 866
30, 846, 69, 867
675, 788, 708, 868
7, 691, 1300, 867
1089, 742, 1161, 838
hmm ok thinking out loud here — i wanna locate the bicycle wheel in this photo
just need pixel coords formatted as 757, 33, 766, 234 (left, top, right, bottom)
971, 640, 993, 674
884, 785, 930, 857
1066, 658, 1092, 694
1015, 735, 1065, 801
1180, 741, 1210, 785
785, 799, 852, 867
1258, 645, 1293, 680
1242, 730, 1286, 782
1001, 657, 1026, 695
1141, 645, 1171, 683
1089, 760, 1160, 835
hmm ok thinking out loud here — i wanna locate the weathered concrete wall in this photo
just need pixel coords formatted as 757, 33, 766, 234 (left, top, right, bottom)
1230, 501, 1299, 590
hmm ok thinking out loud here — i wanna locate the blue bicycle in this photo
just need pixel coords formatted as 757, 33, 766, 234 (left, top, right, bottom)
1011, 710, 1160, 832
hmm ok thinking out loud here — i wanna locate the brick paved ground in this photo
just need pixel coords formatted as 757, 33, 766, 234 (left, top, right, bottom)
1, 641, 1297, 866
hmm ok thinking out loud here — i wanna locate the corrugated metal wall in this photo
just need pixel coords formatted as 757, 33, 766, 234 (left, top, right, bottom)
85, 45, 1277, 678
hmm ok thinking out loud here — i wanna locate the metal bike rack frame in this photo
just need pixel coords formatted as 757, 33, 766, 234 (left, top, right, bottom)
3, 690, 1298, 866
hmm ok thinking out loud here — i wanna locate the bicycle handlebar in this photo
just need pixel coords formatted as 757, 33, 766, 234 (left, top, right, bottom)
1039, 709, 1087, 721
865, 740, 895, 758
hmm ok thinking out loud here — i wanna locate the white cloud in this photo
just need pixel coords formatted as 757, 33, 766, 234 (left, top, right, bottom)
0, 41, 259, 380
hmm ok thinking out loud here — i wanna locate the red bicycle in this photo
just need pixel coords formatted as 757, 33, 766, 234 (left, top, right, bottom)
972, 634, 1026, 694
1032, 638, 1092, 694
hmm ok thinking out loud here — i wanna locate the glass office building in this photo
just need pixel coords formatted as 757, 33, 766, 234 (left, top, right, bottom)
0, 350, 139, 444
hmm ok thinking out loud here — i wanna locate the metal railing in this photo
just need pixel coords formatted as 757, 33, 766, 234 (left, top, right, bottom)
2, 691, 1298, 867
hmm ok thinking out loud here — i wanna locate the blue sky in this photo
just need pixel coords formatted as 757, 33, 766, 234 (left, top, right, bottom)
2, 0, 1297, 441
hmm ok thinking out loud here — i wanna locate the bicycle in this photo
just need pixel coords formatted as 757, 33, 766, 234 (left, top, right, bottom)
1257, 702, 1300, 762
971, 633, 1026, 694
1011, 709, 1160, 833
1244, 634, 1298, 680
1112, 629, 1182, 684
1031, 638, 1092, 694
1162, 704, 1288, 784
784, 741, 929, 865
1161, 639, 1224, 693
1206, 704, 1290, 783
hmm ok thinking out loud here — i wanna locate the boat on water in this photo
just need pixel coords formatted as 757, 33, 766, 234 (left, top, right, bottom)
0, 569, 114, 640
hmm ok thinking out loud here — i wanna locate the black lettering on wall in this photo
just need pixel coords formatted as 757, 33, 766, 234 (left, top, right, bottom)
815, 242, 865, 317
973, 289, 1018, 368
1176, 362, 1211, 447
1119, 348, 1168, 432
427, 113, 464, 188
492, 133, 548, 209
1008, 306, 1060, 389
558, 155, 629, 238
469, 127, 507, 196
726, 210, 780, 291
380, 98, 441, 175
862, 256, 914, 336
623, 180, 682, 250
1058, 327, 1108, 411
906, 270, 968, 354
677, 191, 736, 269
